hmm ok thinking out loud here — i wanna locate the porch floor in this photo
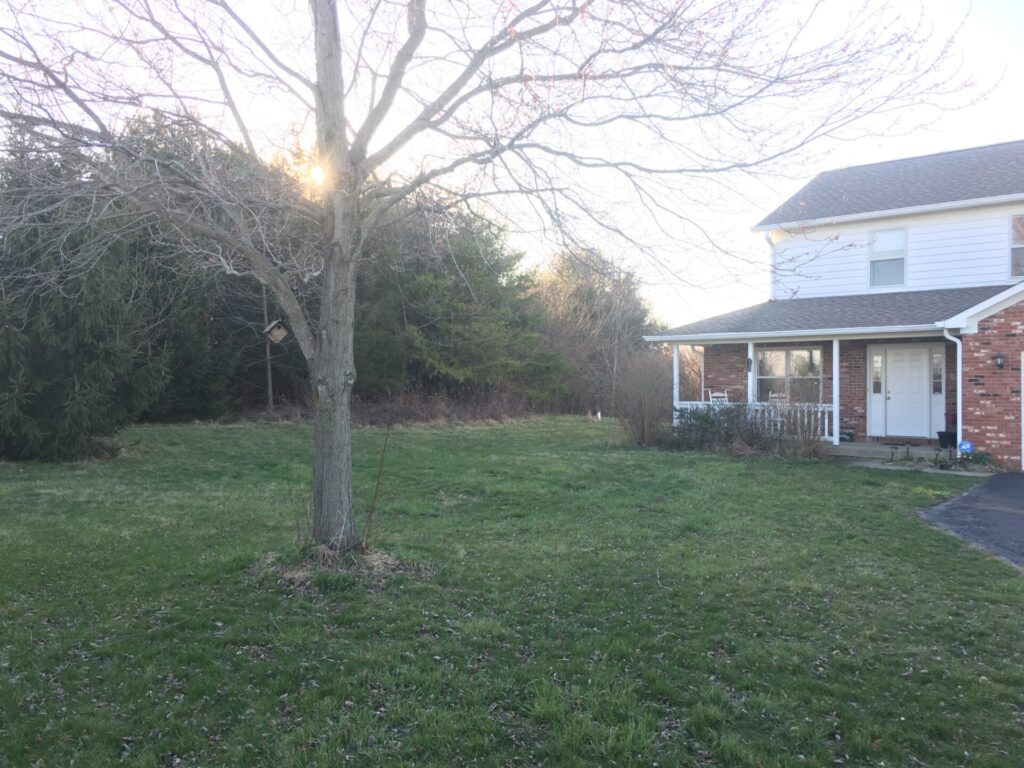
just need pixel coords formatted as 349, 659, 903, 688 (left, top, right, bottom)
828, 441, 954, 461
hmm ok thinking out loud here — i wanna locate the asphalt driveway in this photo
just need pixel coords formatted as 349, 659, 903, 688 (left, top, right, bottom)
921, 473, 1024, 567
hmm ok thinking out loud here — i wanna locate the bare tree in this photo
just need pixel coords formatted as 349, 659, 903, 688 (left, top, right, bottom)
536, 250, 651, 414
0, 0, 962, 550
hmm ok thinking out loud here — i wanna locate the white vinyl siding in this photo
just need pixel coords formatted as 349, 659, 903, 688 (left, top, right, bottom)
771, 203, 1024, 299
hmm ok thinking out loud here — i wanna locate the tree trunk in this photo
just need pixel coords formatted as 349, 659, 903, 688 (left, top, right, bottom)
310, 235, 360, 550
308, 0, 361, 551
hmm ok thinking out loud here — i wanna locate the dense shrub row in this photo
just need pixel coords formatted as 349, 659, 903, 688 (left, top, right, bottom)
616, 396, 827, 459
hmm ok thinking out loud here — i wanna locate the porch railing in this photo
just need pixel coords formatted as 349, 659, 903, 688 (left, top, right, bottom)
674, 401, 834, 440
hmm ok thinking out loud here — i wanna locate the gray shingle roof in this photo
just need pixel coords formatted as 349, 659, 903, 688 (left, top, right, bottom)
652, 285, 1014, 339
757, 140, 1024, 228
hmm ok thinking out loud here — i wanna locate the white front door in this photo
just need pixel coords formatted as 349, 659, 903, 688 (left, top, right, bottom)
885, 347, 931, 437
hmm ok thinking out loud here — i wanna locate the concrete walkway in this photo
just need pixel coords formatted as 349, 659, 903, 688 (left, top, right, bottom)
921, 473, 1024, 567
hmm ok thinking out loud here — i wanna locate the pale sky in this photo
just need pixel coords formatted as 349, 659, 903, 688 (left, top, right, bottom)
645, 0, 1024, 328
5, 0, 1014, 331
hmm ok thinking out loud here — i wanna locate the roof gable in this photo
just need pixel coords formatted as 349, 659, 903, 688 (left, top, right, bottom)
758, 140, 1024, 228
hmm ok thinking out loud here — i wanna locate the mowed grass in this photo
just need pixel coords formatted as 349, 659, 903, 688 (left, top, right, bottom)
1, 418, 1022, 767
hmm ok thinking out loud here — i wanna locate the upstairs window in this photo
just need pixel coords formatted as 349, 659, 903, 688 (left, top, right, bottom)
1012, 215, 1024, 278
870, 228, 906, 287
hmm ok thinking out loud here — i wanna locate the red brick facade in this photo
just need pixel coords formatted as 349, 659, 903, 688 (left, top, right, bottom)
837, 341, 867, 439
835, 338, 958, 443
702, 340, 955, 436
701, 344, 747, 401
962, 301, 1024, 469
701, 308, 1024, 467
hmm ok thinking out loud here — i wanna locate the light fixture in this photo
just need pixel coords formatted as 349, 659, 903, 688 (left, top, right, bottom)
746, 357, 753, 372
992, 352, 1005, 370
263, 319, 289, 344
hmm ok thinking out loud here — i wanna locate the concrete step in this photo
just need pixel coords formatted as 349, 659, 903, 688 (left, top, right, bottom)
828, 441, 956, 461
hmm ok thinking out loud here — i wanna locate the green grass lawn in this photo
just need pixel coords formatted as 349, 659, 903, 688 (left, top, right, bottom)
1, 418, 1022, 767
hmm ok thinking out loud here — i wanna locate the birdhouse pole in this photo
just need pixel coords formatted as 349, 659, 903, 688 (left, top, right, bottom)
261, 284, 274, 413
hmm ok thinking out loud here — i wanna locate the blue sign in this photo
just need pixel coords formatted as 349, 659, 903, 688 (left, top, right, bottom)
958, 440, 975, 454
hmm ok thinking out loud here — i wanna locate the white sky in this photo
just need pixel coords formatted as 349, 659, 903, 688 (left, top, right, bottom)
6, 0, 1013, 330
643, 0, 1024, 327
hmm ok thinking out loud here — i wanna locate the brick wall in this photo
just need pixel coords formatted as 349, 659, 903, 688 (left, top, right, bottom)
962, 301, 1024, 469
701, 340, 855, 427
701, 344, 748, 401
701, 338, 960, 444
946, 343, 958, 432
838, 341, 867, 439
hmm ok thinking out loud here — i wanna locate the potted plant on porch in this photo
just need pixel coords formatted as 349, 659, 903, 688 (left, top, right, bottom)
937, 412, 956, 449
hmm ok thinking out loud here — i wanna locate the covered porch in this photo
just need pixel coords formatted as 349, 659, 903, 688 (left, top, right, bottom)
645, 284, 1024, 468
669, 335, 959, 447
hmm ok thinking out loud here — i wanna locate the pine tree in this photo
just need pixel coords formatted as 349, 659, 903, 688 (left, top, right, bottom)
0, 144, 167, 460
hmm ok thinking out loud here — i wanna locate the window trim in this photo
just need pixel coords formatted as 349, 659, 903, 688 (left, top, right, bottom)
755, 346, 824, 403
1010, 213, 1024, 280
868, 227, 907, 289
930, 349, 944, 396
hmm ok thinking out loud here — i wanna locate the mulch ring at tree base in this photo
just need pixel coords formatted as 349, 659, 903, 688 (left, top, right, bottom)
251, 547, 438, 596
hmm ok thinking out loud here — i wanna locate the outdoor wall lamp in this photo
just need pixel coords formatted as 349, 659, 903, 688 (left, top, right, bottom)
746, 357, 753, 372
992, 352, 1006, 370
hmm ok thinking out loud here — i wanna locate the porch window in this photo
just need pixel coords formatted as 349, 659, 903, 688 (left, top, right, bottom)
931, 351, 944, 394
869, 228, 905, 287
1012, 215, 1024, 278
756, 348, 822, 403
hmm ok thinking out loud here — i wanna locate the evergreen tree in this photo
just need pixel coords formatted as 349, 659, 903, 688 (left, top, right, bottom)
0, 146, 168, 459
354, 205, 564, 403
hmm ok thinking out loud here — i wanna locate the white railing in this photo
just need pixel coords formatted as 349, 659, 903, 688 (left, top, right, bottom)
674, 401, 834, 440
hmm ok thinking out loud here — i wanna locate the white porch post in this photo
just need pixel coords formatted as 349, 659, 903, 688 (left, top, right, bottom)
832, 338, 840, 445
747, 341, 755, 403
672, 344, 680, 408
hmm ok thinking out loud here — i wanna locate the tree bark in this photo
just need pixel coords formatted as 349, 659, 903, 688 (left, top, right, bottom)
307, 0, 361, 550
310, 227, 360, 550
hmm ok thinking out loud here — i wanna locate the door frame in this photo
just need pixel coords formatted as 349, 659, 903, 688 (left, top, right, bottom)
866, 342, 946, 438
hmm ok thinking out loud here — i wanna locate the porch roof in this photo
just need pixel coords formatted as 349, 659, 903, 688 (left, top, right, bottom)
647, 285, 1015, 343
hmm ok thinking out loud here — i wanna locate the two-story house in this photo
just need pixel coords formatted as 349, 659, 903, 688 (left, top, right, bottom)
647, 140, 1024, 469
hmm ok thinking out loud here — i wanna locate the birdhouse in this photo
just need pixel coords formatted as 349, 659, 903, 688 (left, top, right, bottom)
263, 319, 289, 344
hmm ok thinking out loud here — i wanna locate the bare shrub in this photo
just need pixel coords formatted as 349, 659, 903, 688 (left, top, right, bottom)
665, 404, 828, 458
615, 351, 673, 445
662, 405, 745, 452
754, 406, 829, 459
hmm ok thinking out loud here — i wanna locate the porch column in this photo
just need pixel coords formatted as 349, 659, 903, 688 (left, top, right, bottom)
832, 338, 840, 445
747, 342, 755, 403
672, 344, 680, 408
